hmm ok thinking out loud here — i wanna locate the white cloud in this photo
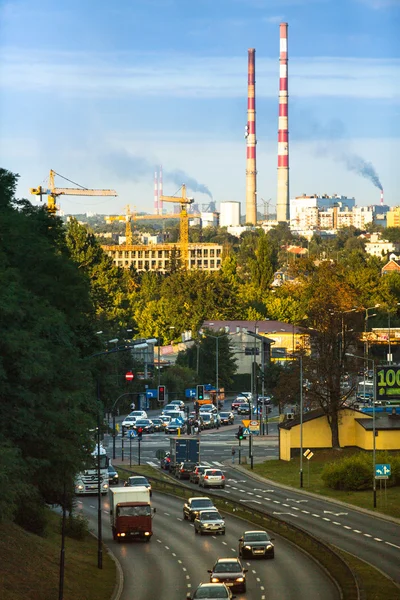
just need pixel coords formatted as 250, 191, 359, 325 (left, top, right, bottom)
1, 48, 399, 101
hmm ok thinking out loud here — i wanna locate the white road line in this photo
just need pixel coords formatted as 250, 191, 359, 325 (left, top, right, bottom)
282, 503, 290, 507
385, 541, 400, 549
333, 522, 341, 526
256, 577, 261, 582
374, 538, 383, 542
157, 539, 162, 543
343, 525, 352, 529
312, 514, 320, 518
264, 497, 271, 501
273, 500, 280, 504
302, 510, 310, 514
165, 546, 170, 550
222, 541, 227, 545
183, 567, 187, 572
353, 530, 362, 534
164, 512, 170, 516
323, 518, 331, 521
363, 534, 372, 538
291, 507, 300, 511
256, 495, 262, 498
239, 489, 246, 492
178, 559, 183, 564
186, 575, 190, 579
172, 553, 176, 556
212, 461, 224, 466
90, 505, 96, 509
247, 492, 254, 495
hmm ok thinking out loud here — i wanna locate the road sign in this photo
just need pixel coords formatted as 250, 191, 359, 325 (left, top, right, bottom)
125, 371, 134, 382
249, 420, 259, 435
127, 429, 137, 438
242, 427, 250, 436
303, 449, 314, 460
241, 420, 251, 427
375, 463, 391, 479
376, 366, 400, 400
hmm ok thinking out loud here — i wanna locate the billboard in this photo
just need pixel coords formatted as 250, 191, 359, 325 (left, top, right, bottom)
376, 366, 400, 401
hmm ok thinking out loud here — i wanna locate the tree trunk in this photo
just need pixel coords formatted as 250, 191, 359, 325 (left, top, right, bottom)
329, 410, 340, 448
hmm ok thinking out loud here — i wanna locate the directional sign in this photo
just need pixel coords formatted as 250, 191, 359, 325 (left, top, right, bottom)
241, 420, 251, 428
375, 463, 391, 478
376, 366, 400, 400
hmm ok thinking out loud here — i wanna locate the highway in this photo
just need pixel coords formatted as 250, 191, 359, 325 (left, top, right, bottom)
78, 492, 339, 600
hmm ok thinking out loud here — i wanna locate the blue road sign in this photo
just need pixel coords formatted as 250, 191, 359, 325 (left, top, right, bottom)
127, 430, 137, 438
242, 427, 250, 436
375, 463, 391, 477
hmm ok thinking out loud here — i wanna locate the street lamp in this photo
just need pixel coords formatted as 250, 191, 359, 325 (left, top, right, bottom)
387, 303, 400, 364
198, 329, 223, 427
346, 352, 377, 508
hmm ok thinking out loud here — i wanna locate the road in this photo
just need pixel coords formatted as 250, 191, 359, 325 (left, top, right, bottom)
79, 492, 339, 600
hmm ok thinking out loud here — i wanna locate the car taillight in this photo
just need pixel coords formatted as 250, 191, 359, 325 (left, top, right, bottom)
221, 475, 225, 479
204, 475, 208, 479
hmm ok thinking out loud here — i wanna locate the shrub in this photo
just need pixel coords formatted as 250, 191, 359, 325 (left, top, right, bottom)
321, 453, 372, 491
14, 493, 48, 536
64, 512, 89, 540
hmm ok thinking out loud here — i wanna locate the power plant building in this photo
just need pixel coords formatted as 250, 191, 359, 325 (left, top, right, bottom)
220, 201, 241, 227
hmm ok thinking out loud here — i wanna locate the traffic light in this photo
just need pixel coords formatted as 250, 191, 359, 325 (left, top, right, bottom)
158, 385, 165, 404
137, 427, 143, 441
197, 384, 204, 401
236, 425, 245, 440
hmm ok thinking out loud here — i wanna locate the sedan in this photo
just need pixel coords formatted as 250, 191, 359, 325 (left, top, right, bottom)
238, 530, 275, 559
107, 464, 119, 485
208, 558, 248, 593
169, 399, 185, 410
199, 468, 225, 489
200, 413, 215, 429
121, 415, 137, 432
199, 404, 217, 414
124, 475, 152, 496
189, 583, 233, 599
176, 461, 197, 480
165, 419, 186, 435
237, 403, 250, 415
219, 411, 234, 425
190, 465, 209, 484
194, 510, 225, 535
151, 417, 164, 432
183, 497, 215, 521
133, 419, 154, 433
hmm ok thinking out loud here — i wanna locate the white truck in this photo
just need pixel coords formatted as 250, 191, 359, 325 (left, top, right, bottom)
109, 486, 155, 542
75, 444, 109, 496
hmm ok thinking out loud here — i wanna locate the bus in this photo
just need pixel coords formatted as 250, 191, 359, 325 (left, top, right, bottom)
75, 444, 109, 496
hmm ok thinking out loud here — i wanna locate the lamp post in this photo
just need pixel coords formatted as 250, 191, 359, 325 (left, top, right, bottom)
198, 329, 223, 427
363, 305, 380, 401
111, 392, 136, 459
387, 303, 400, 364
299, 355, 304, 489
346, 352, 377, 508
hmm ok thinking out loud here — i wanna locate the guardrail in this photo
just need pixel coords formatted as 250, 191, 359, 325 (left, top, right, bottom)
117, 466, 360, 600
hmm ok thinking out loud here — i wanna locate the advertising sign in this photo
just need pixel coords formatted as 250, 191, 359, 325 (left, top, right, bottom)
376, 366, 400, 401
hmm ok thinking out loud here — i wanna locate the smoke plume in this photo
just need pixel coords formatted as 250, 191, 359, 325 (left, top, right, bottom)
337, 153, 383, 191
102, 151, 212, 198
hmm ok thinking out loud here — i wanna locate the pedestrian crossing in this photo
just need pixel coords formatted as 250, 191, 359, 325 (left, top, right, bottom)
145, 460, 225, 468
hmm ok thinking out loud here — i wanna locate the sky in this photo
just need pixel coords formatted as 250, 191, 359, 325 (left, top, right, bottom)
0, 0, 399, 217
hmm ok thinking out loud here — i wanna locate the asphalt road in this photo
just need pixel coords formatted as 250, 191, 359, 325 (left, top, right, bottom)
78, 492, 339, 600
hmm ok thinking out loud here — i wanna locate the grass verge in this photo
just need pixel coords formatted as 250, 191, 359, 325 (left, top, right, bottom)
335, 549, 400, 600
0, 511, 116, 600
245, 448, 400, 519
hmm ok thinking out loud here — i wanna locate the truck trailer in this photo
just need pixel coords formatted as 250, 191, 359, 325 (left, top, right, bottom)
169, 436, 200, 476
109, 486, 155, 542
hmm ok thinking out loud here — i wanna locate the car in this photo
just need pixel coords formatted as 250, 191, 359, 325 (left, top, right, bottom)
237, 403, 250, 415
231, 394, 249, 410
133, 418, 154, 433
208, 558, 248, 593
176, 461, 198, 480
169, 399, 185, 410
161, 453, 171, 470
124, 475, 152, 496
238, 530, 275, 559
219, 411, 234, 425
200, 413, 215, 429
199, 404, 217, 414
107, 463, 119, 485
162, 403, 178, 413
190, 465, 210, 484
163, 409, 186, 423
188, 582, 234, 599
165, 419, 186, 434
199, 468, 225, 489
183, 497, 215, 521
194, 510, 225, 535
121, 415, 137, 432
151, 417, 164, 432
160, 414, 172, 427
129, 410, 148, 419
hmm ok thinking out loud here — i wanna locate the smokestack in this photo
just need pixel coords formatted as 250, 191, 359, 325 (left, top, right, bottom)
277, 22, 289, 223
154, 169, 159, 215
159, 164, 163, 215
245, 48, 257, 225
380, 189, 384, 206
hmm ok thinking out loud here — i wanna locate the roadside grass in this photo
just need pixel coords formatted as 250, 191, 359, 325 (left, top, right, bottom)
335, 549, 400, 600
244, 448, 400, 519
0, 511, 116, 600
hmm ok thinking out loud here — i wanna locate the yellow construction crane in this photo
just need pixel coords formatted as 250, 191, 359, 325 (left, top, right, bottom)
31, 169, 117, 215
159, 184, 194, 264
105, 204, 134, 245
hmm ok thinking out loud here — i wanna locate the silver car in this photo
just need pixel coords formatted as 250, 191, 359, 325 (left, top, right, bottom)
194, 510, 225, 535
199, 468, 225, 489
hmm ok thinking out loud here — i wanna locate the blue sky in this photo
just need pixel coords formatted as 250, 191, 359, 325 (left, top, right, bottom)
1, 0, 399, 216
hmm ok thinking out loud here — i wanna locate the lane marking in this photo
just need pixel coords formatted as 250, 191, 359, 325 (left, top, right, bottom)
323, 517, 331, 521
344, 525, 352, 530
333, 522, 341, 525
374, 538, 383, 542
302, 510, 310, 514
312, 514, 320, 518
353, 530, 362, 534
385, 541, 400, 549
364, 534, 372, 538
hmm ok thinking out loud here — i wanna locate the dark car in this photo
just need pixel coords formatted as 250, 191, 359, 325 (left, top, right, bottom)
124, 475, 152, 496
237, 403, 250, 415
238, 530, 275, 559
151, 417, 164, 432
165, 419, 186, 435
183, 497, 215, 521
189, 583, 233, 599
108, 464, 119, 485
219, 411, 234, 425
194, 510, 225, 535
176, 461, 197, 480
133, 419, 154, 433
208, 558, 248, 593
190, 465, 209, 484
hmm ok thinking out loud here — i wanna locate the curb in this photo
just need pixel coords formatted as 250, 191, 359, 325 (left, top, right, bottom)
108, 546, 124, 600
225, 462, 400, 526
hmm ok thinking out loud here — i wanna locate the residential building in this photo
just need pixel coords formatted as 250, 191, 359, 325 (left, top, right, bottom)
364, 233, 400, 258
387, 207, 400, 228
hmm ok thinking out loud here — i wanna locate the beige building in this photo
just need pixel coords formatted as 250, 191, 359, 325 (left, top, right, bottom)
364, 233, 400, 258
291, 205, 373, 231
386, 207, 400, 228
103, 242, 223, 272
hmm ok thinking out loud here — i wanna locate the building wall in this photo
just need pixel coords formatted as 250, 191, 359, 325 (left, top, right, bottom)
387, 207, 400, 228
280, 429, 292, 461
103, 243, 223, 272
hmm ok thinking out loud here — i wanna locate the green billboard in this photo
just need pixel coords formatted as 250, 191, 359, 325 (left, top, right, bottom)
376, 366, 400, 401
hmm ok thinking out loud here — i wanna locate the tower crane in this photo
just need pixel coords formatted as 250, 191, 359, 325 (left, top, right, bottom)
30, 169, 117, 215
159, 184, 194, 265
105, 204, 134, 245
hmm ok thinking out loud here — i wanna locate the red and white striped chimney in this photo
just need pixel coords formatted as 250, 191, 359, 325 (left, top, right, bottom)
159, 164, 163, 215
380, 189, 384, 206
245, 48, 257, 225
277, 22, 289, 222
154, 169, 159, 215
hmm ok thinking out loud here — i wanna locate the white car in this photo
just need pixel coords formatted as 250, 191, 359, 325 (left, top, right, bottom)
199, 468, 226, 489
170, 400, 185, 410
130, 410, 147, 419
122, 415, 137, 430
199, 404, 217, 414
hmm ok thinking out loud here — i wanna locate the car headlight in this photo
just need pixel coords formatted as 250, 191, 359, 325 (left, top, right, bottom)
235, 577, 244, 582
266, 544, 272, 549
244, 545, 251, 550
211, 578, 220, 583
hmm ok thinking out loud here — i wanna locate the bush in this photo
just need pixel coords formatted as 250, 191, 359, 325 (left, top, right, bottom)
14, 493, 48, 536
64, 512, 89, 540
321, 453, 372, 491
